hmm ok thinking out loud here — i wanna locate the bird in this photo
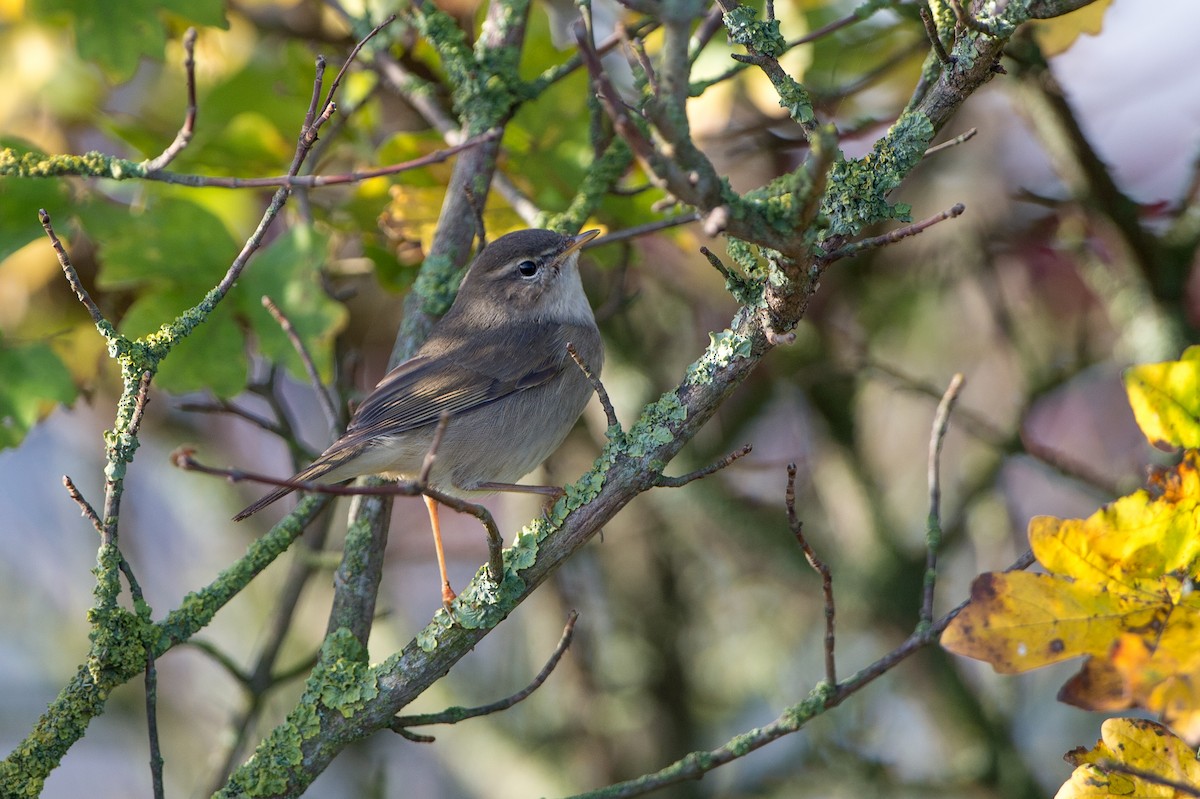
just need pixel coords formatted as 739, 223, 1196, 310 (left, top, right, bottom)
233, 228, 604, 606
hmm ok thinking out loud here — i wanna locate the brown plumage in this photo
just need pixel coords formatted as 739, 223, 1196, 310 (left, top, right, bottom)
234, 228, 603, 604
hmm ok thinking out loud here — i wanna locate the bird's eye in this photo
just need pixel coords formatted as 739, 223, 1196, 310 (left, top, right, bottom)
517, 260, 539, 277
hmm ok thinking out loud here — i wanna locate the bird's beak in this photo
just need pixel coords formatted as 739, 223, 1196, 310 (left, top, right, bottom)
561, 229, 601, 258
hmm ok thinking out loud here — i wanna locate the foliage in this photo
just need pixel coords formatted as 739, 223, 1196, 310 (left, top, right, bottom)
944, 346, 1200, 793
7, 0, 1200, 797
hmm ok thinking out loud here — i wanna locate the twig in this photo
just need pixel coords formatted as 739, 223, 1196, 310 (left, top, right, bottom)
318, 15, 397, 118
172, 448, 505, 586
947, 0, 1001, 37
653, 444, 751, 488
176, 399, 290, 439
920, 5, 955, 67
921, 373, 965, 628
565, 550, 1035, 799
127, 371, 154, 439
419, 413, 451, 485
143, 27, 198, 173
593, 213, 701, 246
390, 611, 580, 737
827, 203, 966, 261
924, 127, 977, 157
145, 650, 165, 799
567, 343, 619, 430
786, 463, 836, 689
62, 476, 103, 535
261, 296, 339, 434
39, 210, 108, 330
141, 132, 499, 190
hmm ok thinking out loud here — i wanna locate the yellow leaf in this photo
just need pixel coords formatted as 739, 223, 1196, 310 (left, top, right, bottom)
1030, 453, 1200, 579
1033, 0, 1114, 58
941, 571, 1169, 674
1057, 718, 1200, 799
1125, 346, 1200, 450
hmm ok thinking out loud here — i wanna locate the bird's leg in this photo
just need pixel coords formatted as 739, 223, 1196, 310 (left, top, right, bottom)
424, 495, 456, 608
474, 482, 566, 516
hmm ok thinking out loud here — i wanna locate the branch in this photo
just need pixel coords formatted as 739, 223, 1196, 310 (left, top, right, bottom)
787, 464, 836, 689
653, 444, 751, 488
142, 27, 198, 173
567, 343, 619, 430
921, 373, 965, 628
261, 295, 339, 435
825, 203, 966, 262
390, 611, 579, 736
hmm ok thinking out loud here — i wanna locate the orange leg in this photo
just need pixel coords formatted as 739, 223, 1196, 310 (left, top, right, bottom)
424, 495, 456, 607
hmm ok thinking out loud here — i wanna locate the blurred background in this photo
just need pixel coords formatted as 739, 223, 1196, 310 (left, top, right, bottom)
2, 0, 1199, 796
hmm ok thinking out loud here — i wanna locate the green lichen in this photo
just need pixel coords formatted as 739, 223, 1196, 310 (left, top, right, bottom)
721, 5, 786, 57
819, 111, 934, 238
685, 329, 754, 386
542, 139, 634, 233
0, 148, 146, 180
412, 253, 464, 316
624, 391, 688, 458
311, 629, 379, 718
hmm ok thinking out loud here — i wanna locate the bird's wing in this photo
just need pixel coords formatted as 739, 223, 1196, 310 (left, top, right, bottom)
337, 320, 570, 448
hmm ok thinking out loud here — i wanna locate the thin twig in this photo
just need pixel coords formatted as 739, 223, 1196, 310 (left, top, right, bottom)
419, 413, 451, 485
566, 550, 1035, 799
920, 5, 955, 67
921, 373, 965, 628
567, 343, 619, 430
128, 371, 154, 439
390, 611, 580, 737
319, 15, 397, 116
593, 213, 701, 247
142, 132, 499, 189
261, 296, 339, 434
924, 127, 977, 157
827, 203, 966, 261
653, 444, 752, 488
145, 650, 165, 799
947, 0, 1001, 37
786, 463, 836, 689
62, 475, 103, 535
172, 448, 505, 586
143, 27, 198, 173
177, 399, 290, 439
39, 210, 108, 329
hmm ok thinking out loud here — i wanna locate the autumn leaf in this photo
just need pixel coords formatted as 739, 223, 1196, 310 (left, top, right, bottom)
1058, 718, 1200, 799
1125, 345, 1200, 451
943, 449, 1200, 740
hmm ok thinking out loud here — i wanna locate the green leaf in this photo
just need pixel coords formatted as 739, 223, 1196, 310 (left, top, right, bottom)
0, 140, 72, 261
120, 288, 247, 397
0, 332, 77, 449
235, 227, 348, 384
91, 197, 237, 291
33, 0, 227, 81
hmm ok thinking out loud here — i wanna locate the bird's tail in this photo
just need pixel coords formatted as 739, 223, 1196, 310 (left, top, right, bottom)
232, 457, 341, 521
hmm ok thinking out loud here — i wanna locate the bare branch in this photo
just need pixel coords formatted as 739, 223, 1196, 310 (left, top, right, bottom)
653, 444, 751, 488
920, 5, 955, 67
39, 210, 109, 331
62, 476, 103, 535
921, 373, 965, 628
143, 27, 198, 173
787, 464, 836, 689
826, 203, 966, 262
261, 296, 339, 435
391, 611, 579, 735
924, 128, 978, 157
567, 343, 619, 430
